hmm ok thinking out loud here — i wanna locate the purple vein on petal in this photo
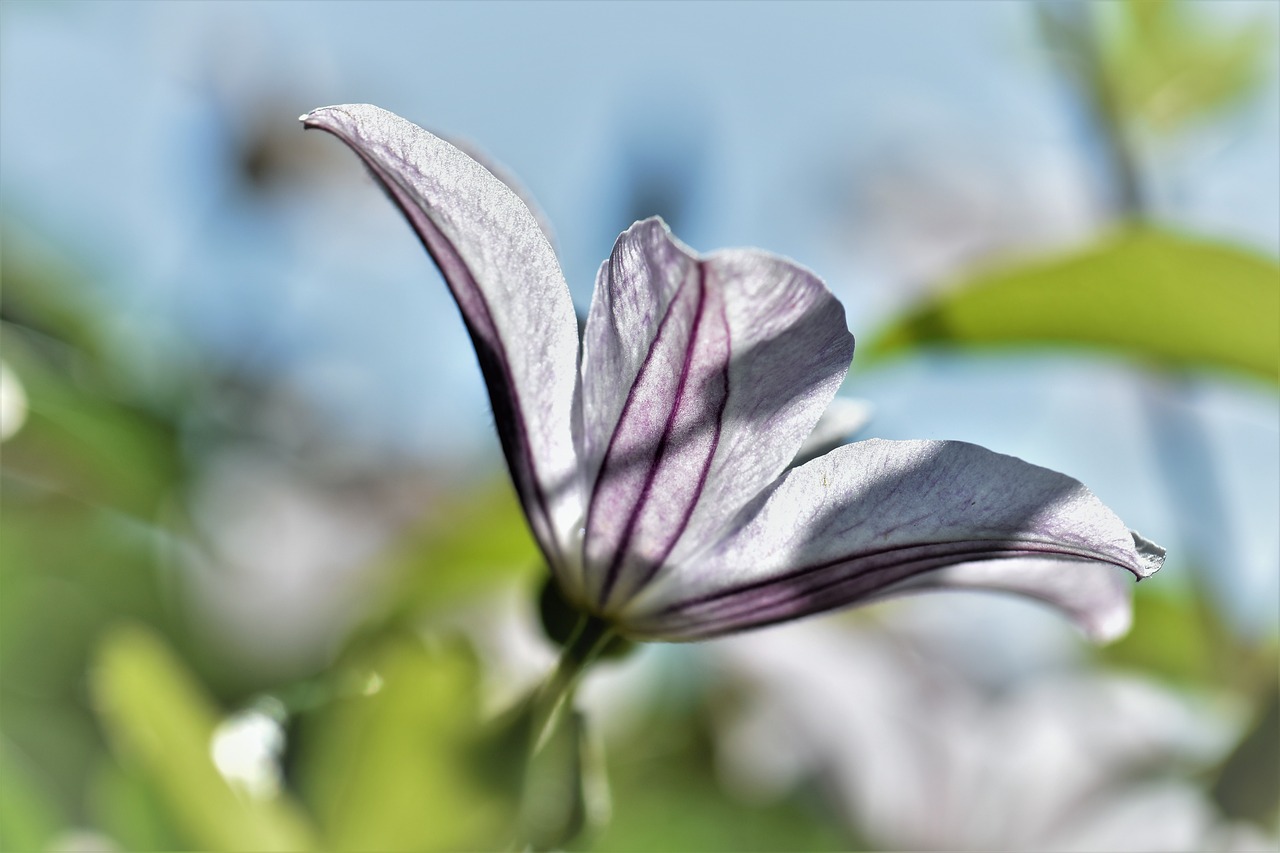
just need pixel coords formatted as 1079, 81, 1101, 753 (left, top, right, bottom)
619, 439, 1163, 640
657, 542, 1126, 629
585, 263, 731, 610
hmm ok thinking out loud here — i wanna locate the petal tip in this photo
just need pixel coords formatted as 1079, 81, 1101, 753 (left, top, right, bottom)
299, 104, 372, 133
299, 107, 333, 130
1130, 530, 1166, 579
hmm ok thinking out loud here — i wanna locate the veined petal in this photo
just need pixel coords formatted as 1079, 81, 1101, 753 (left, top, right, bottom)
302, 105, 581, 564
620, 439, 1163, 640
578, 219, 854, 610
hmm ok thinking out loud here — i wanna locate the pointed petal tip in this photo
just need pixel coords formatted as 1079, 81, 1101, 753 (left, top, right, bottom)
1130, 530, 1166, 580
298, 104, 383, 133
298, 106, 331, 127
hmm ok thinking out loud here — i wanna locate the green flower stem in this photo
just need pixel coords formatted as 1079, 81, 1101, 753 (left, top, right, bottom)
529, 614, 615, 754
518, 615, 616, 850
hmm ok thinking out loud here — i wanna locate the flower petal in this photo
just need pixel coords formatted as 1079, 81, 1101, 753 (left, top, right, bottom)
620, 438, 1163, 640
577, 219, 854, 610
872, 557, 1138, 642
790, 397, 874, 469
302, 105, 581, 563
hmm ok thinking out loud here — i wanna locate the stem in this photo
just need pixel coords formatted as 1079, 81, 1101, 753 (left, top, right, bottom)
516, 615, 616, 850
1076, 11, 1145, 217
529, 614, 615, 754
1041, 2, 1145, 217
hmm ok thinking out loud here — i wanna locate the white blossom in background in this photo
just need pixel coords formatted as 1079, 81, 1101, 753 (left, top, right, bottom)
713, 616, 1271, 852
209, 700, 287, 800
0, 360, 29, 443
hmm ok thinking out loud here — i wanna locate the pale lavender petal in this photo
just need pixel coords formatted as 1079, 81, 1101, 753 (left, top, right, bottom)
444, 134, 559, 254
577, 219, 854, 609
871, 558, 1137, 642
620, 439, 1163, 640
791, 397, 874, 468
301, 105, 581, 564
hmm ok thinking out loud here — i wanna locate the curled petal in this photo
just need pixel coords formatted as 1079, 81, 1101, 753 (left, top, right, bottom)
621, 439, 1163, 640
302, 105, 582, 565
578, 219, 854, 610
872, 557, 1139, 642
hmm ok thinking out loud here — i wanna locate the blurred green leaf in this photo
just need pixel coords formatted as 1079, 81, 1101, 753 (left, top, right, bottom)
1100, 583, 1221, 686
0, 739, 67, 852
1, 225, 110, 359
863, 228, 1280, 382
1, 494, 179, 808
520, 708, 588, 851
91, 625, 317, 851
1211, 682, 1280, 827
372, 479, 541, 624
87, 760, 186, 852
594, 694, 851, 852
2, 326, 183, 519
294, 635, 514, 851
1098, 0, 1270, 133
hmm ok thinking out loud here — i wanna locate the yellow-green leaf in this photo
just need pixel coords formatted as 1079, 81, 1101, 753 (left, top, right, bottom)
1098, 0, 1270, 133
863, 228, 1280, 383
294, 636, 514, 851
90, 626, 317, 851
374, 479, 541, 624
0, 739, 67, 852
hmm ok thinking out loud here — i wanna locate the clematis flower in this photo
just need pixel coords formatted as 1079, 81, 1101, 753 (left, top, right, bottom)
301, 104, 1163, 646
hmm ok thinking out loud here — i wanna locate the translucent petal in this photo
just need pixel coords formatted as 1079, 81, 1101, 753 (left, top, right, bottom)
622, 439, 1162, 639
302, 105, 582, 565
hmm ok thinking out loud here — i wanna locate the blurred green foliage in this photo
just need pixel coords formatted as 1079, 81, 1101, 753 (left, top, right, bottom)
292, 635, 514, 851
519, 706, 588, 851
592, 696, 850, 853
0, 740, 64, 852
1097, 0, 1270, 133
1212, 684, 1280, 827
93, 626, 319, 851
368, 480, 540, 629
863, 228, 1280, 382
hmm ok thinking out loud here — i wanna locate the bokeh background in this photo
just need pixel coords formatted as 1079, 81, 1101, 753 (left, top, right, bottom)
2, 1, 1277, 850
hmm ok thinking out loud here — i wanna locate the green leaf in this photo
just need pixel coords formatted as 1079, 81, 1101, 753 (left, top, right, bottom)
863, 228, 1280, 382
593, 697, 851, 852
2, 328, 183, 518
371, 479, 541, 624
519, 708, 588, 851
1098, 0, 1271, 133
87, 760, 186, 852
90, 626, 318, 851
1211, 682, 1280, 827
0, 739, 67, 852
293, 635, 514, 851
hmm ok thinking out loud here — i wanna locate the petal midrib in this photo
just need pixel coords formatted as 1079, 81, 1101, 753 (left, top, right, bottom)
589, 263, 729, 608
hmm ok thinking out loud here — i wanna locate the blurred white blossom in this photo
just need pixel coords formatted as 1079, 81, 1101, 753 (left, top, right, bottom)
0, 360, 29, 442
713, 613, 1267, 852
